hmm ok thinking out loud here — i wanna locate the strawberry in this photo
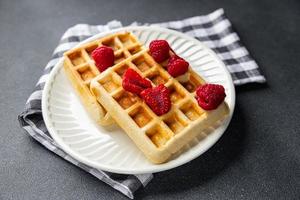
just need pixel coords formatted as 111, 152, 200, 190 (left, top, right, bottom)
196, 84, 226, 110
122, 68, 152, 95
167, 55, 189, 77
91, 46, 114, 72
140, 84, 171, 116
149, 40, 170, 62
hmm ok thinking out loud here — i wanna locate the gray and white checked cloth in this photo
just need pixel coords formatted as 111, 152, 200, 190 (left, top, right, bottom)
18, 9, 266, 199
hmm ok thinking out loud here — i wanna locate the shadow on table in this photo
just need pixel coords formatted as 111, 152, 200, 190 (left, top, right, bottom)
235, 82, 268, 93
135, 102, 247, 198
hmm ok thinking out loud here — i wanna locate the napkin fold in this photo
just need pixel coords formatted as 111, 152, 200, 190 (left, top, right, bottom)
18, 8, 266, 199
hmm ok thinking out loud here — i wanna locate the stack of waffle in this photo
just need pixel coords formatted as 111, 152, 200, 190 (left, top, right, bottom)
64, 32, 229, 164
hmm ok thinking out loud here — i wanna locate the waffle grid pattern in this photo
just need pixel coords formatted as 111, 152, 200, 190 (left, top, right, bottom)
64, 32, 144, 89
92, 49, 207, 148
63, 32, 145, 125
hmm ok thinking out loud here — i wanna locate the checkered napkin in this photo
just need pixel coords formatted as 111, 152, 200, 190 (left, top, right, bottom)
18, 9, 266, 199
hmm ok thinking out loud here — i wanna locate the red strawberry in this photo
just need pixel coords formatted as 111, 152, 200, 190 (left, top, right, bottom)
91, 46, 114, 72
167, 55, 189, 77
196, 84, 226, 110
122, 68, 152, 95
149, 40, 170, 62
140, 84, 171, 116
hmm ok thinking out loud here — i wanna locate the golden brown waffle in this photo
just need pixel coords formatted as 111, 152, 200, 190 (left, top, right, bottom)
63, 32, 144, 125
90, 46, 230, 163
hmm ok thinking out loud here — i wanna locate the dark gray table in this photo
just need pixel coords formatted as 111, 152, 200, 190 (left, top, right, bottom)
1, 0, 299, 199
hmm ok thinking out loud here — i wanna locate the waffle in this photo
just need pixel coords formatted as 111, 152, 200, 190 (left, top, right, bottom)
63, 32, 144, 125
90, 45, 230, 163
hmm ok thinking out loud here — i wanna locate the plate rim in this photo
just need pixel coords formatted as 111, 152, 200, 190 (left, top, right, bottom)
42, 26, 236, 174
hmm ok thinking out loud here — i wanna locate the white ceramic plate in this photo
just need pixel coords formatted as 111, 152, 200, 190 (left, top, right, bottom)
42, 26, 235, 174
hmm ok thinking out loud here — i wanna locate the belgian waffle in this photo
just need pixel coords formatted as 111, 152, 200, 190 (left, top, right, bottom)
63, 32, 144, 125
90, 45, 230, 163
